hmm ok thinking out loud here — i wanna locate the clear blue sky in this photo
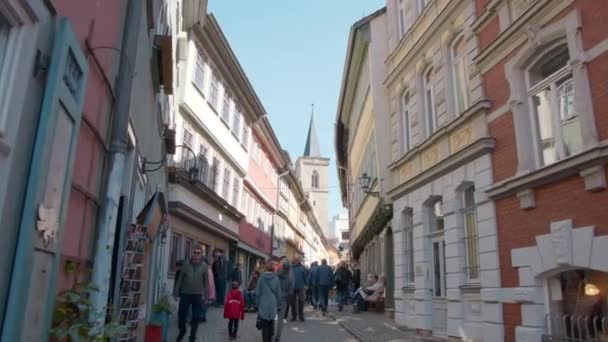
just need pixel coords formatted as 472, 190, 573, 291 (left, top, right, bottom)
209, 0, 384, 224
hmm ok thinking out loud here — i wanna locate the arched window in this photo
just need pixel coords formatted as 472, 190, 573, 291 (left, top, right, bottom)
400, 91, 412, 153
527, 43, 581, 166
423, 66, 437, 136
451, 34, 469, 115
311, 170, 319, 189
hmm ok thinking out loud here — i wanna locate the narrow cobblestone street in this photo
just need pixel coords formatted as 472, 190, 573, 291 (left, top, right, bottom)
169, 306, 359, 342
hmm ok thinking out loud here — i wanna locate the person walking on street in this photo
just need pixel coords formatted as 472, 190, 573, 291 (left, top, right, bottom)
289, 256, 307, 322
244, 270, 260, 312
230, 263, 242, 286
173, 246, 209, 342
275, 259, 294, 341
200, 256, 216, 322
308, 261, 319, 310
224, 281, 245, 340
351, 262, 361, 300
316, 259, 333, 315
212, 249, 229, 307
334, 262, 351, 311
256, 260, 281, 342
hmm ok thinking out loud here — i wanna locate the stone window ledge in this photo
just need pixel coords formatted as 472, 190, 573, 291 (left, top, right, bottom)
487, 142, 608, 206
401, 286, 416, 293
388, 99, 491, 171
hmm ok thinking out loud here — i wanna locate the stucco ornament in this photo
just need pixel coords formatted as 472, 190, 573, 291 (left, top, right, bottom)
524, 24, 541, 48
37, 204, 58, 246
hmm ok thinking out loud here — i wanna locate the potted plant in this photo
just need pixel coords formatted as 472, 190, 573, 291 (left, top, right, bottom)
147, 292, 173, 342
50, 282, 128, 341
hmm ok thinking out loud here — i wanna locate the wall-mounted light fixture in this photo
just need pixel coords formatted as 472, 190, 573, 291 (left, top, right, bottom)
359, 172, 379, 197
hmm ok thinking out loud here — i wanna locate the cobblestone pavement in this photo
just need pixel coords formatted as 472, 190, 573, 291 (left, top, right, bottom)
168, 305, 359, 342
328, 305, 434, 342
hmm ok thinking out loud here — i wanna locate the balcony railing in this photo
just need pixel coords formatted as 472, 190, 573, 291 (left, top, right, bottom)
169, 146, 218, 191
543, 314, 607, 342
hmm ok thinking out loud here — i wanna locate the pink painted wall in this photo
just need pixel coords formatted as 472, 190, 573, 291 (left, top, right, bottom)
247, 131, 279, 208
51, 0, 125, 290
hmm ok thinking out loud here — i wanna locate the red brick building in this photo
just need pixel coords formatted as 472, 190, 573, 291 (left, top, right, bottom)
474, 0, 608, 340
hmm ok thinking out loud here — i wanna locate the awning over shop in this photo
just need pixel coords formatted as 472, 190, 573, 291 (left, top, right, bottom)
136, 191, 168, 239
237, 242, 269, 260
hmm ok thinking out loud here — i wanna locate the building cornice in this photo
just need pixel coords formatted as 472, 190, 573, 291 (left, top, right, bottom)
388, 100, 492, 171
487, 142, 608, 200
170, 171, 244, 221
387, 138, 496, 199
168, 201, 240, 241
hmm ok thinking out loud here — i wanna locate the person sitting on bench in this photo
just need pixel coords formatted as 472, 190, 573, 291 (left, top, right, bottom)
353, 274, 385, 313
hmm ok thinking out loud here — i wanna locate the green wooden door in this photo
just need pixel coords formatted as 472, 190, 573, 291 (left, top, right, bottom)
1, 17, 89, 341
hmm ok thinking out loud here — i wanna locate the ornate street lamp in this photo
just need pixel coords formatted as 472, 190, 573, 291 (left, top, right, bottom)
359, 172, 379, 197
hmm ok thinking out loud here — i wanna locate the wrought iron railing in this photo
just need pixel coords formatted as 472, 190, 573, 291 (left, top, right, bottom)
543, 314, 607, 342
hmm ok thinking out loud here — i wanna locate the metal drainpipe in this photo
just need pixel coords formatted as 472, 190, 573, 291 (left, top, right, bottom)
89, 0, 143, 325
270, 170, 290, 258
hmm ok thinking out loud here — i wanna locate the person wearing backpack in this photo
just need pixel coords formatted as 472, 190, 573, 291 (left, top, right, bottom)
333, 262, 351, 312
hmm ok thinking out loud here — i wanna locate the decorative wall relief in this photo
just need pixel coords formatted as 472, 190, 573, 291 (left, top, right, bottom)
449, 124, 473, 153
550, 220, 573, 266
422, 145, 440, 170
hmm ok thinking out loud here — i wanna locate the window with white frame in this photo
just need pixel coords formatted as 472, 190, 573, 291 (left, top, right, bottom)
527, 43, 581, 167
182, 121, 194, 147
209, 72, 220, 109
403, 208, 415, 284
423, 67, 437, 136
210, 157, 220, 191
198, 144, 209, 184
400, 91, 412, 153
398, 0, 407, 37
451, 34, 469, 115
432, 199, 444, 232
221, 90, 232, 123
461, 186, 479, 280
222, 167, 231, 200
232, 177, 240, 208
232, 109, 242, 140
193, 49, 206, 93
241, 123, 250, 149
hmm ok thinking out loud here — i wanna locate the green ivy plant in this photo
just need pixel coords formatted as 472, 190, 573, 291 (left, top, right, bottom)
50, 282, 128, 341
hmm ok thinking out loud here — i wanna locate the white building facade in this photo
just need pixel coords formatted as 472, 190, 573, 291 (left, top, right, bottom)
384, 0, 498, 340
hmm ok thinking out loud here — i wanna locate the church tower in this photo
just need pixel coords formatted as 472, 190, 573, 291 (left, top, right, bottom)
296, 110, 330, 237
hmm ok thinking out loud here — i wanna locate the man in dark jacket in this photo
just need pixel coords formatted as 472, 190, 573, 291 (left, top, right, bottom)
316, 259, 333, 314
308, 262, 319, 310
212, 249, 229, 306
230, 263, 242, 285
173, 246, 209, 342
334, 262, 352, 311
352, 262, 361, 292
289, 256, 308, 321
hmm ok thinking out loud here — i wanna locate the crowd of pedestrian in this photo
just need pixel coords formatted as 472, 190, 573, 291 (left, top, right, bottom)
172, 247, 386, 342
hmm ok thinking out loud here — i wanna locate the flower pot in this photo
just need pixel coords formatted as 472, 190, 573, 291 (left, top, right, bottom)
145, 324, 162, 342
151, 311, 170, 341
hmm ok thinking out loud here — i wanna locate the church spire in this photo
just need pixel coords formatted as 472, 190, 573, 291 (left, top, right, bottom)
303, 104, 322, 157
